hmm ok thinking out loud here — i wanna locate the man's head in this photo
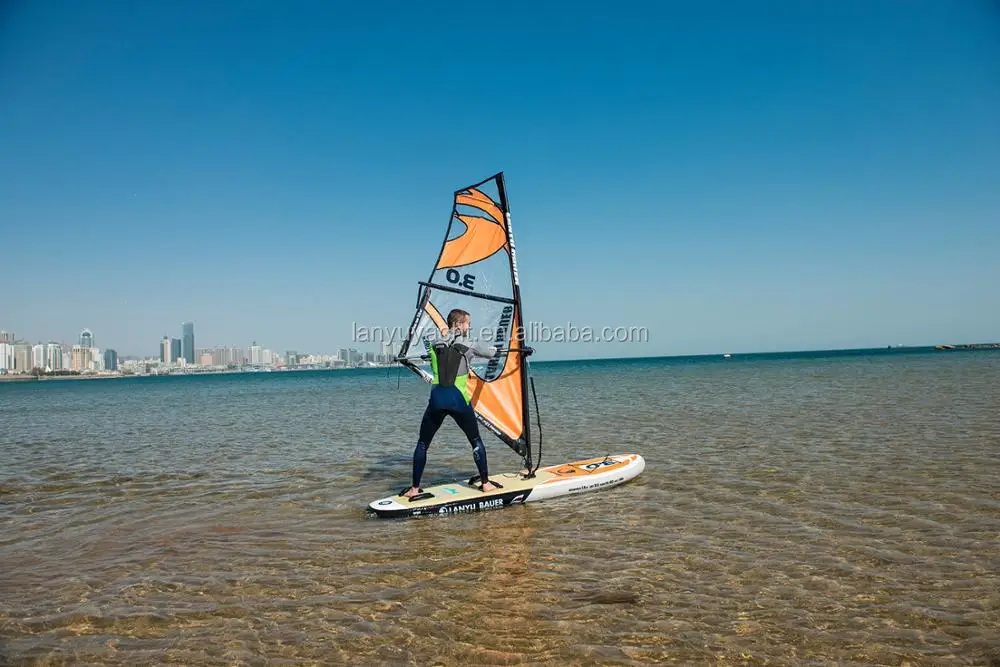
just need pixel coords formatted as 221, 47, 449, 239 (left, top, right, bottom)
447, 308, 471, 334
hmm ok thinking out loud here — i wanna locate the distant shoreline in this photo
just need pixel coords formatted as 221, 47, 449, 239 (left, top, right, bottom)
0, 374, 127, 383
0, 365, 385, 383
539, 343, 1000, 365
2, 343, 997, 384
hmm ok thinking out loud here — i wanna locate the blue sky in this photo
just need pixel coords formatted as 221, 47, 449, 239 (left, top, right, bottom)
2, 1, 998, 360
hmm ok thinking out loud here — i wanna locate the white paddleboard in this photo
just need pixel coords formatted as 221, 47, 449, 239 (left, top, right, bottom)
367, 453, 645, 519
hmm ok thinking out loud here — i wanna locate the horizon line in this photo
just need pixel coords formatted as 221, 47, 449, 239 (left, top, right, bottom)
529, 342, 999, 365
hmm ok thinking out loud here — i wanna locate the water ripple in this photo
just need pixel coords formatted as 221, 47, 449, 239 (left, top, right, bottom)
1, 354, 999, 665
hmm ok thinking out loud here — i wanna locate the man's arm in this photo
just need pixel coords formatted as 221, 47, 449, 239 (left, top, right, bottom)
469, 342, 499, 359
470, 345, 535, 358
491, 346, 535, 356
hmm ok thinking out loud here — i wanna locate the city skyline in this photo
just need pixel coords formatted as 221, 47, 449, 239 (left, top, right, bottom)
1, 320, 395, 367
2, 319, 398, 376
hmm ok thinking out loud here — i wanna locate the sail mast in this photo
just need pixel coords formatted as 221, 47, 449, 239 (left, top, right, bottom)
496, 172, 533, 473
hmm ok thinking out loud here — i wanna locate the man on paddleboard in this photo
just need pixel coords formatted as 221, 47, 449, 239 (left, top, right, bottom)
401, 308, 502, 498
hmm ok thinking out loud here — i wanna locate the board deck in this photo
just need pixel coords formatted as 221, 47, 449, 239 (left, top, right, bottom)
367, 453, 645, 518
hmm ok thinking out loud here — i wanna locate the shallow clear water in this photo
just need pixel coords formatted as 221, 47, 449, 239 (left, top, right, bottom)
2, 350, 998, 665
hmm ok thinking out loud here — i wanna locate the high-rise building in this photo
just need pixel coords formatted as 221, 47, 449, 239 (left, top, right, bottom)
71, 345, 89, 371
45, 342, 63, 371
381, 342, 394, 361
181, 322, 195, 364
170, 338, 182, 364
79, 329, 94, 348
219, 346, 240, 366
249, 342, 262, 364
286, 350, 298, 366
160, 336, 170, 363
32, 344, 45, 370
103, 349, 118, 371
0, 330, 15, 344
0, 341, 11, 371
13, 343, 32, 372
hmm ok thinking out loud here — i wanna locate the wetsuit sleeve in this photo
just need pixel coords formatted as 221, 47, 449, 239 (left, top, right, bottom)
468, 342, 499, 359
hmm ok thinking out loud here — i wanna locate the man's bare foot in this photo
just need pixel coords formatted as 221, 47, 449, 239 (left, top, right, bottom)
481, 481, 498, 492
401, 486, 421, 498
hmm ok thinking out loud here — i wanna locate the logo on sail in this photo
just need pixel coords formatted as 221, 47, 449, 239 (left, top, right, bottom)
486, 305, 513, 379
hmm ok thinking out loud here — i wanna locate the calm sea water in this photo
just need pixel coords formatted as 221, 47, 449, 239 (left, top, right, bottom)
1, 349, 998, 666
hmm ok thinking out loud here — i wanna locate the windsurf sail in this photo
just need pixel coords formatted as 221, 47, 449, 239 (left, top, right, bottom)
397, 172, 536, 472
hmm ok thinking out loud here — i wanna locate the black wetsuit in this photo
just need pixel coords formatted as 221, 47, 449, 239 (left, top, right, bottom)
411, 332, 498, 489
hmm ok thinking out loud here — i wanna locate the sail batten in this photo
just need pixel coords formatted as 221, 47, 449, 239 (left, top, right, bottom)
398, 172, 531, 465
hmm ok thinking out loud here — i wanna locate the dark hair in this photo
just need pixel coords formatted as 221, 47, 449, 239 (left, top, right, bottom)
447, 309, 470, 327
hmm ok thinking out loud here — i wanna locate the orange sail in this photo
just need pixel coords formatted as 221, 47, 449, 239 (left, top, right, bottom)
398, 172, 532, 462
